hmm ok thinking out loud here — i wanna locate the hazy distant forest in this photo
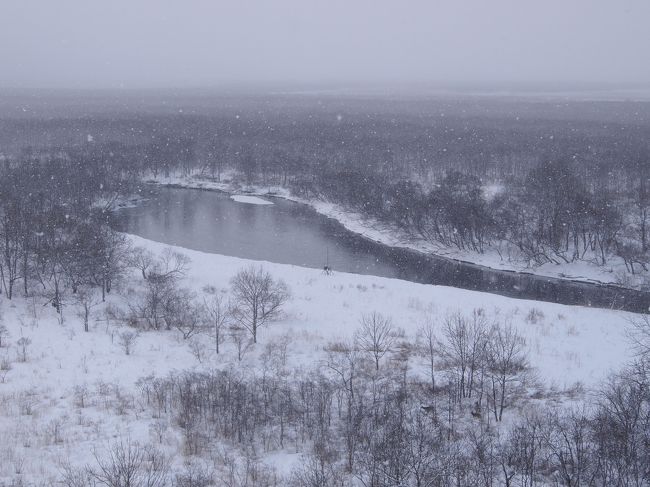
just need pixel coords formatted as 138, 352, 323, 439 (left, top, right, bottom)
1, 94, 650, 286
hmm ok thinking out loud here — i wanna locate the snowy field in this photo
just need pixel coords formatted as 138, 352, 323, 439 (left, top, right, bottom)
0, 232, 636, 483
149, 173, 648, 289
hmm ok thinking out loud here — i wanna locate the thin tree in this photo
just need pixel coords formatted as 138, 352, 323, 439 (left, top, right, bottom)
486, 323, 529, 422
75, 287, 101, 332
418, 320, 437, 395
229, 324, 253, 361
202, 285, 229, 354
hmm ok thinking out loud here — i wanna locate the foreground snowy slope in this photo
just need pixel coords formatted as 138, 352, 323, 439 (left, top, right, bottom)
0, 234, 635, 483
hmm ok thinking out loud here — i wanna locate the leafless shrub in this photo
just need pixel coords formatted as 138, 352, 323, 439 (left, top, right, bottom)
188, 337, 207, 363
118, 330, 139, 355
73, 384, 90, 408
0, 355, 12, 383
95, 380, 114, 410
114, 387, 134, 416
59, 461, 94, 487
174, 460, 214, 487
0, 324, 9, 347
16, 337, 31, 362
155, 248, 191, 281
47, 417, 66, 444
525, 307, 545, 324
323, 341, 351, 353
18, 389, 38, 415
89, 439, 169, 487
261, 332, 292, 372
11, 453, 26, 476
127, 258, 192, 332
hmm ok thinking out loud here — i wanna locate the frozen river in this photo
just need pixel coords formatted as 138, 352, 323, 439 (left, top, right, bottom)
113, 186, 650, 313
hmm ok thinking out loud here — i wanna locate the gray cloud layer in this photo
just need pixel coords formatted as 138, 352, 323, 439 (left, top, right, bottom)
1, 0, 648, 89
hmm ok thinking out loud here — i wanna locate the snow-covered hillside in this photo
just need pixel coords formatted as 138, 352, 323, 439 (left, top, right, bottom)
0, 233, 635, 484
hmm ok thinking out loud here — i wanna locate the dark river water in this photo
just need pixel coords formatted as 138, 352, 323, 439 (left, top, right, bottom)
113, 186, 650, 313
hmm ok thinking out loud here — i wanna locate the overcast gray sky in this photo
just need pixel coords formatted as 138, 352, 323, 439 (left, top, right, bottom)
1, 0, 649, 89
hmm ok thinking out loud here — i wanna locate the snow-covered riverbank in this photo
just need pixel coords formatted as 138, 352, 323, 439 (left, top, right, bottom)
145, 173, 648, 291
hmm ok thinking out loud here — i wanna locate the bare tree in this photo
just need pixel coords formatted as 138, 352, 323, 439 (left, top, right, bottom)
127, 246, 156, 280
91, 228, 129, 302
403, 409, 450, 487
418, 319, 438, 401
151, 248, 190, 282
544, 408, 595, 487
229, 325, 253, 361
440, 309, 490, 402
627, 314, 650, 359
164, 289, 202, 340
592, 362, 650, 486
202, 285, 229, 354
326, 342, 362, 472
486, 323, 529, 422
229, 266, 290, 343
128, 272, 185, 331
75, 286, 101, 332
355, 311, 395, 371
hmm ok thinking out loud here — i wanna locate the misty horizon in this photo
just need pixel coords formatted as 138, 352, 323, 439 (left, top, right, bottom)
1, 0, 649, 90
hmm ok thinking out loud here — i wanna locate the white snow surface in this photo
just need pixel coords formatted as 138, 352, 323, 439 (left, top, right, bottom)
230, 194, 274, 205
127, 235, 633, 388
0, 232, 637, 482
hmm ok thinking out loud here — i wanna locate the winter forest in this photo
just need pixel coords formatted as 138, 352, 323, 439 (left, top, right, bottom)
1, 1, 650, 486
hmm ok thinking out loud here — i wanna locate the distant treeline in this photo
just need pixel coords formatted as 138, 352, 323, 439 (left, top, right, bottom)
2, 96, 649, 189
1, 95, 649, 281
0, 147, 134, 303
